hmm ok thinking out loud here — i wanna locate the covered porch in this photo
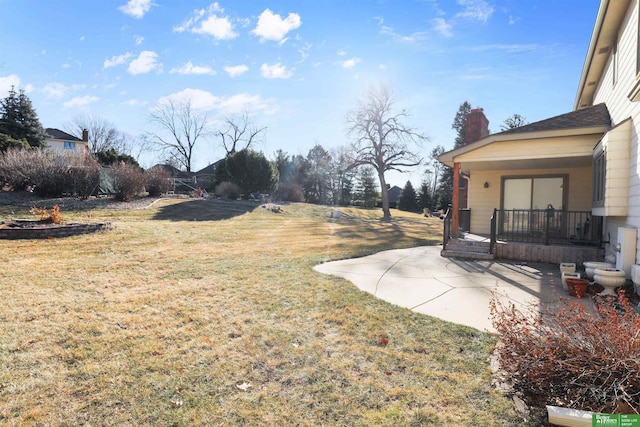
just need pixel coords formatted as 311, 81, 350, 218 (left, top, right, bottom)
437, 104, 611, 264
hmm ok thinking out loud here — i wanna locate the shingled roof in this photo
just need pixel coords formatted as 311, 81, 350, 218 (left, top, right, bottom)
498, 103, 611, 135
45, 128, 82, 141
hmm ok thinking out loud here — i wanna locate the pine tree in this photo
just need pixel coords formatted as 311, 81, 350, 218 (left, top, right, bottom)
434, 101, 471, 209
0, 86, 47, 148
354, 167, 379, 208
417, 180, 432, 212
398, 180, 419, 212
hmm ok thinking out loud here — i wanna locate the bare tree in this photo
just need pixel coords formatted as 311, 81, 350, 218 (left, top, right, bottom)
346, 84, 427, 219
146, 98, 209, 172
218, 112, 266, 156
66, 113, 130, 154
500, 113, 528, 131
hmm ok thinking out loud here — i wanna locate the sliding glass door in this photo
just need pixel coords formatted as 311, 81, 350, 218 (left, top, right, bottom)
502, 176, 565, 235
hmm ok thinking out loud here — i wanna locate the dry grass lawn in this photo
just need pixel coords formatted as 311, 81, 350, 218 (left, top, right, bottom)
0, 199, 525, 426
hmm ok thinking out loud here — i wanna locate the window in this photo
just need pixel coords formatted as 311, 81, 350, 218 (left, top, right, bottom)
64, 141, 76, 150
592, 147, 606, 207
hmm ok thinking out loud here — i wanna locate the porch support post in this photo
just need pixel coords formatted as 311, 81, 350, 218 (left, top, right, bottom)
452, 162, 460, 238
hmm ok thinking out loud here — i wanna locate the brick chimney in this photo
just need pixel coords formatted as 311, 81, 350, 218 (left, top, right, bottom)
465, 108, 489, 144
82, 128, 89, 142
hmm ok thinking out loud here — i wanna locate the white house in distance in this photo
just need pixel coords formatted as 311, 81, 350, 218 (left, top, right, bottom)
45, 128, 88, 156
437, 0, 640, 277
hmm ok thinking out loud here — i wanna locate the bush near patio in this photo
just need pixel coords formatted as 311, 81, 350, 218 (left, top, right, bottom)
491, 291, 640, 415
0, 199, 532, 426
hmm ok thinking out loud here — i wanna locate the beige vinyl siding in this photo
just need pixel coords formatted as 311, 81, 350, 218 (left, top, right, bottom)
455, 136, 594, 163
592, 1, 640, 261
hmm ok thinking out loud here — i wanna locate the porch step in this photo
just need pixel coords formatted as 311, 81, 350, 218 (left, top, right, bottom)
441, 239, 495, 260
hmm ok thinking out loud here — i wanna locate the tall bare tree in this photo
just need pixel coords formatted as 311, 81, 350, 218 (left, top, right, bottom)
500, 113, 528, 131
146, 98, 209, 172
66, 114, 130, 154
218, 112, 266, 155
346, 84, 426, 219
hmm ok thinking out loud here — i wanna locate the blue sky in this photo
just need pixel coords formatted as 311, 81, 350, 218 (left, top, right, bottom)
0, 0, 600, 187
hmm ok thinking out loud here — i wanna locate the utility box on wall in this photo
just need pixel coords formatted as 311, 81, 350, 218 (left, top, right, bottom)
616, 227, 637, 278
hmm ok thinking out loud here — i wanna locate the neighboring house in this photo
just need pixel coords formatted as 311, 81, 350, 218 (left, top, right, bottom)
194, 160, 223, 190
437, 0, 640, 266
387, 185, 401, 208
45, 128, 88, 156
150, 160, 222, 195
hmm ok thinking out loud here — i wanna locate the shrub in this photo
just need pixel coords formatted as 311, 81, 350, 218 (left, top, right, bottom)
0, 148, 34, 190
30, 204, 64, 224
145, 167, 172, 197
67, 155, 101, 199
0, 149, 101, 197
112, 163, 145, 202
490, 290, 640, 414
215, 181, 241, 199
277, 183, 305, 202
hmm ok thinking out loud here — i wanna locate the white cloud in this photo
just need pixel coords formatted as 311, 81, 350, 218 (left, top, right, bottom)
128, 51, 161, 75
217, 93, 272, 115
158, 88, 220, 110
42, 82, 68, 99
157, 89, 274, 116
174, 3, 238, 40
260, 63, 293, 79
379, 23, 428, 43
432, 18, 453, 37
197, 15, 237, 40
337, 49, 347, 56
61, 63, 71, 69
104, 52, 132, 69
118, 0, 155, 19
224, 65, 249, 77
123, 99, 143, 106
41, 82, 87, 99
340, 57, 361, 69
170, 61, 216, 75
64, 95, 99, 109
252, 9, 301, 42
0, 75, 20, 97
456, 0, 494, 23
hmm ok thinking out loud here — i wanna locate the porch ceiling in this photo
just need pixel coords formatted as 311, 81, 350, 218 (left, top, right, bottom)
458, 155, 592, 174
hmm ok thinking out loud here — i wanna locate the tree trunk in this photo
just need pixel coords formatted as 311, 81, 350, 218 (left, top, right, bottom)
378, 170, 390, 220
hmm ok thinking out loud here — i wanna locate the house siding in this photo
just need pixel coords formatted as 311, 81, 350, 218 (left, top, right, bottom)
468, 166, 592, 235
592, 1, 640, 262
456, 135, 595, 163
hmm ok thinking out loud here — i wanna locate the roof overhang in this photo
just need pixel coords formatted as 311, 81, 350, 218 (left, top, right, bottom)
437, 125, 609, 174
575, 0, 632, 109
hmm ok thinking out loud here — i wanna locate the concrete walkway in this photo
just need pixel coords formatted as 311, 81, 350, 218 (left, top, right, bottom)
314, 246, 585, 333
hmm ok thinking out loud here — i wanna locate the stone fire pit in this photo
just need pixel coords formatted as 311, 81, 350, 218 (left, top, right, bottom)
0, 219, 111, 239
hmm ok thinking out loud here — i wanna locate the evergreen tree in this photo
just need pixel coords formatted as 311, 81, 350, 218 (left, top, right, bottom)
353, 167, 379, 208
0, 86, 47, 148
434, 101, 471, 210
398, 180, 419, 212
417, 179, 432, 212
0, 133, 30, 152
304, 144, 332, 205
94, 148, 140, 167
225, 149, 278, 197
